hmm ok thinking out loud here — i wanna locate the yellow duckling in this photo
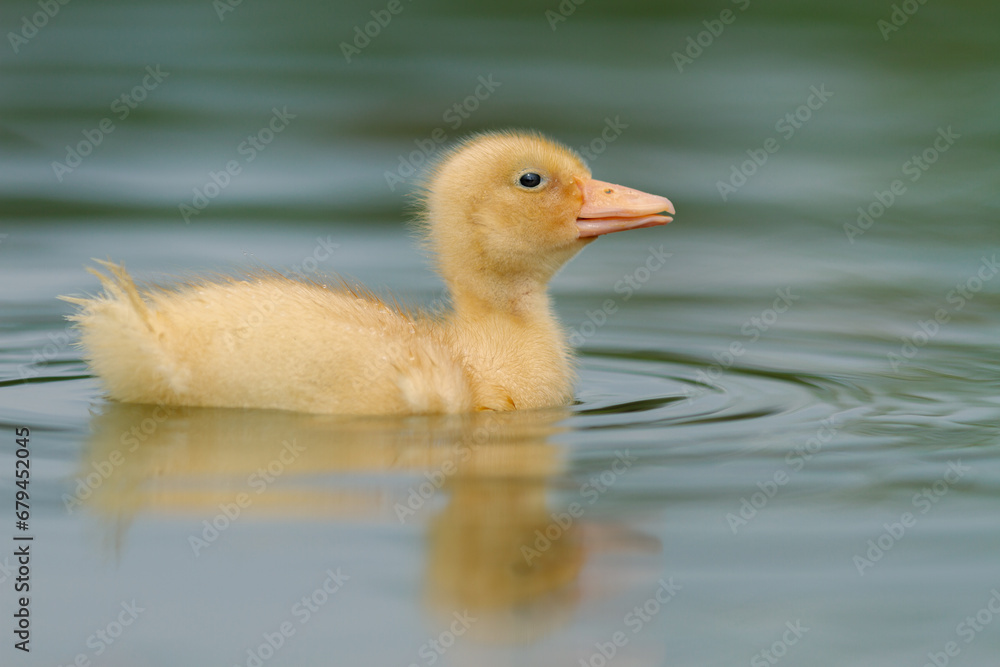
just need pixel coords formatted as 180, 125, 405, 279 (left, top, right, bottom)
65, 131, 674, 415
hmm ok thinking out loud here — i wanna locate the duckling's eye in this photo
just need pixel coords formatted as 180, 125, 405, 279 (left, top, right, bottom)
518, 172, 543, 189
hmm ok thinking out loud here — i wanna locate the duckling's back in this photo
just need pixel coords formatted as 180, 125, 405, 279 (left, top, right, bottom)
66, 263, 474, 415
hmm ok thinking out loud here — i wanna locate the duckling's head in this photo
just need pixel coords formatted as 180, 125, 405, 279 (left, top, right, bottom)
418, 131, 674, 307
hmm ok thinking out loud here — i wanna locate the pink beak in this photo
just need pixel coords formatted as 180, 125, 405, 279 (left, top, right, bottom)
576, 178, 675, 238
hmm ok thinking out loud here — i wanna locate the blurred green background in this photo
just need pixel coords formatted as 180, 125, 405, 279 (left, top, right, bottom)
3, 0, 997, 230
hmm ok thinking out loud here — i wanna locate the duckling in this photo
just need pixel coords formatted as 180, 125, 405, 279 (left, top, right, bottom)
64, 131, 674, 415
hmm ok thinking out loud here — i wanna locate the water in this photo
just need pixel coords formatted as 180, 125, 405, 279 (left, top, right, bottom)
2, 1, 999, 665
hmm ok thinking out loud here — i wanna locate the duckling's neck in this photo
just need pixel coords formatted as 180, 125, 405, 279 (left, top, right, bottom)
450, 275, 550, 319
443, 277, 574, 411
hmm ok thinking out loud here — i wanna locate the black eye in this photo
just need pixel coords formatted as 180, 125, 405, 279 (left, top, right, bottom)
518, 172, 542, 188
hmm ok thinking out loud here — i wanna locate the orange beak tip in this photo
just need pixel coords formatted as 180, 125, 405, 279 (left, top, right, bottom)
575, 178, 675, 239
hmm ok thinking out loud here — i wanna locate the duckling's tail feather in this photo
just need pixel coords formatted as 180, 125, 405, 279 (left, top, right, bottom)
84, 259, 155, 332
65, 261, 185, 404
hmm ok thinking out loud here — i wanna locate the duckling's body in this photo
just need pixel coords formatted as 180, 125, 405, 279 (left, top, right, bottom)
66, 131, 673, 415
72, 264, 571, 414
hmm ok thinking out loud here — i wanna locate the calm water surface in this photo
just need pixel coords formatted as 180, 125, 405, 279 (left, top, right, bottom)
1, 1, 999, 666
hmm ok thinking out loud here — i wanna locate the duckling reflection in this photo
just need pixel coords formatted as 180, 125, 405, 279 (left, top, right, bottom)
76, 402, 661, 646
76, 402, 566, 522
424, 474, 584, 644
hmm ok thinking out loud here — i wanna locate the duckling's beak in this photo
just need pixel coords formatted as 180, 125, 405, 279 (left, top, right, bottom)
576, 179, 675, 238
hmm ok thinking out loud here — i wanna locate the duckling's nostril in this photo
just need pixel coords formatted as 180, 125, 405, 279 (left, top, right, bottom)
604, 188, 613, 194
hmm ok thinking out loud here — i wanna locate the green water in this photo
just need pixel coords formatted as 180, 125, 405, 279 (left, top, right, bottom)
1, 1, 999, 665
